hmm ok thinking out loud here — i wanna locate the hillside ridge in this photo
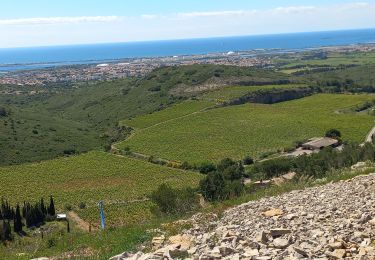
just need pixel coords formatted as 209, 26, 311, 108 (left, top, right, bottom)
113, 173, 375, 259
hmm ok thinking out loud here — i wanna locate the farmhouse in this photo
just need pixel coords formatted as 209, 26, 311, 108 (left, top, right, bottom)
302, 137, 339, 150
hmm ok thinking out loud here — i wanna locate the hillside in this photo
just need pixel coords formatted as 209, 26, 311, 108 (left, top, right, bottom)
0, 65, 291, 166
118, 172, 375, 259
0, 151, 202, 226
118, 94, 375, 164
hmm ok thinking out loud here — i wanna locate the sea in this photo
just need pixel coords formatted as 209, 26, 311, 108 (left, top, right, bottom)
0, 28, 375, 72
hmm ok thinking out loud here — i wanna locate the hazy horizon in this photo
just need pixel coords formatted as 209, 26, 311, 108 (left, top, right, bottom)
1, 0, 375, 48
1, 27, 374, 50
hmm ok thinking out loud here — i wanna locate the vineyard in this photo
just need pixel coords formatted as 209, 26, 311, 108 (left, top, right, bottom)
118, 94, 375, 164
121, 100, 215, 130
278, 50, 375, 69
200, 84, 306, 102
0, 151, 202, 226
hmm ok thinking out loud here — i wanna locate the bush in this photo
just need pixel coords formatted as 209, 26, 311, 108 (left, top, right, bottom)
199, 159, 245, 202
199, 172, 227, 201
63, 149, 77, 155
325, 129, 341, 139
199, 162, 216, 174
243, 156, 254, 165
149, 85, 161, 92
150, 184, 199, 215
47, 238, 56, 248
218, 158, 244, 181
78, 202, 86, 209
64, 204, 73, 211
0, 107, 8, 117
251, 157, 293, 179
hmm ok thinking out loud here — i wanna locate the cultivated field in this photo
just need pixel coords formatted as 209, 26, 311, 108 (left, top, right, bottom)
200, 84, 306, 102
0, 151, 202, 226
121, 100, 215, 130
279, 50, 375, 69
118, 94, 375, 164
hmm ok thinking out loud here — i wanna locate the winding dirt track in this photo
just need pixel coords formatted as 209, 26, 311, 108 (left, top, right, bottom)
68, 211, 97, 232
364, 124, 375, 144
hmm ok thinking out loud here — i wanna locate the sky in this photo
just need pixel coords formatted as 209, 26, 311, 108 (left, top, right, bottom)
1, 0, 375, 48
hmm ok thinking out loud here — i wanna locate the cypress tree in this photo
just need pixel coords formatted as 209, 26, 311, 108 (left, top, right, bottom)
48, 196, 55, 216
2, 220, 12, 241
40, 198, 47, 215
14, 205, 22, 233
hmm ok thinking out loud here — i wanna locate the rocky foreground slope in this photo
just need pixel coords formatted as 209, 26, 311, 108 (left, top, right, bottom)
113, 174, 375, 259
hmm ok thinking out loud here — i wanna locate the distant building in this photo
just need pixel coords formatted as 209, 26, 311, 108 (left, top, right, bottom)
302, 137, 339, 150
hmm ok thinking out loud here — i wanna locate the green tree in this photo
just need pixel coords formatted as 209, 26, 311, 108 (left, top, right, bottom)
48, 196, 55, 216
1, 220, 12, 241
13, 205, 23, 233
199, 172, 227, 201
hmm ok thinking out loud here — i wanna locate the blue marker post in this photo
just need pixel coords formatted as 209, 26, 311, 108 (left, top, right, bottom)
98, 201, 106, 230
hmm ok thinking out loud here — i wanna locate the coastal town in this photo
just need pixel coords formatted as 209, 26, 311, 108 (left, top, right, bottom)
0, 51, 274, 86
1, 44, 375, 86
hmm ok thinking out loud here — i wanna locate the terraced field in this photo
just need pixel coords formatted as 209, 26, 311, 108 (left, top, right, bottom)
118, 94, 375, 164
0, 151, 202, 226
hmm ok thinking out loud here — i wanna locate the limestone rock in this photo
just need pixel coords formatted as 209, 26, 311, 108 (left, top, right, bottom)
262, 208, 283, 217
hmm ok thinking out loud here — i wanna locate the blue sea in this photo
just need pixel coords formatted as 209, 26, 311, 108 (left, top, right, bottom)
0, 29, 375, 72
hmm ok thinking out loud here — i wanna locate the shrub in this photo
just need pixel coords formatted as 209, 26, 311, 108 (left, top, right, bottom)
47, 238, 56, 248
200, 158, 246, 201
149, 85, 161, 92
243, 156, 254, 165
63, 149, 77, 155
198, 162, 216, 174
64, 204, 73, 211
0, 107, 8, 117
199, 172, 227, 201
251, 158, 293, 179
78, 202, 86, 209
150, 184, 199, 215
325, 129, 341, 139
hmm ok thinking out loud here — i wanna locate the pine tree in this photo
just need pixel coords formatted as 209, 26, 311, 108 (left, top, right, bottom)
14, 205, 22, 233
48, 196, 55, 216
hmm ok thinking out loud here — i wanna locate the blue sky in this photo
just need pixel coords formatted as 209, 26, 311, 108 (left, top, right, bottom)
1, 0, 375, 48
1, 0, 367, 18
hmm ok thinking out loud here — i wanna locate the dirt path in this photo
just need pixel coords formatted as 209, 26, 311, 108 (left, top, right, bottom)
68, 211, 96, 232
364, 124, 375, 144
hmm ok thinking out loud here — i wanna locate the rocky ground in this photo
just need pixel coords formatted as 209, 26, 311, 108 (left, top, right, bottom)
112, 173, 375, 259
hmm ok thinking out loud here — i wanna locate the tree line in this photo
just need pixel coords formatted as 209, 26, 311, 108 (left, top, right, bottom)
0, 196, 56, 243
